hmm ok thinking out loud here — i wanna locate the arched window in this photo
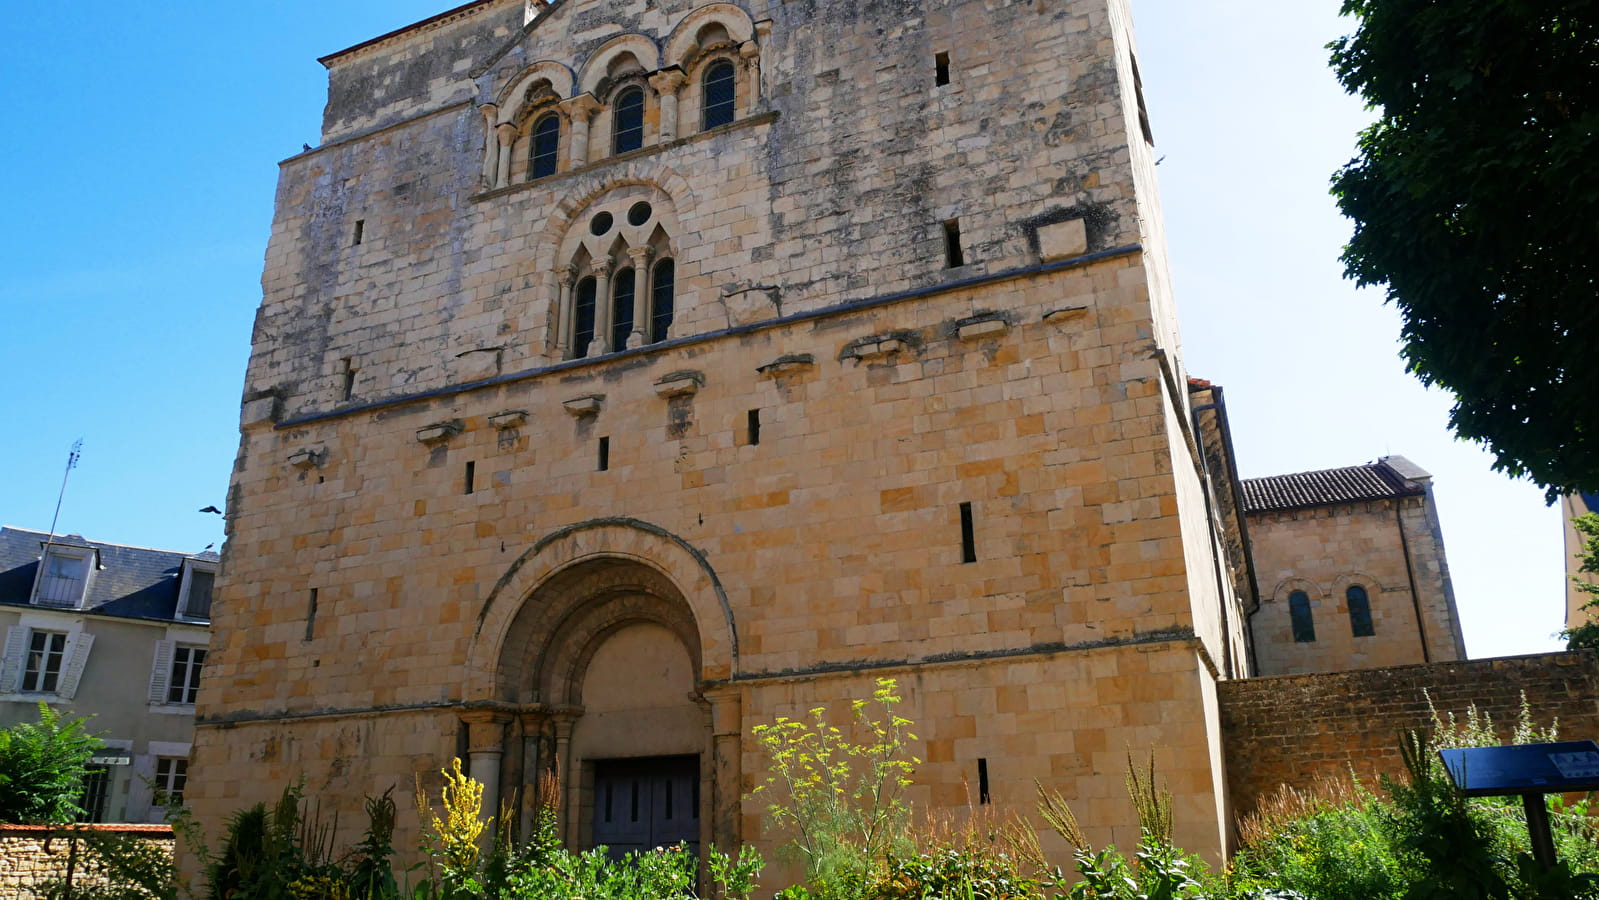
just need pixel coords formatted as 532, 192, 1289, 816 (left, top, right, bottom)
613, 88, 645, 154
612, 269, 636, 350
1289, 590, 1316, 643
1347, 585, 1375, 637
701, 60, 736, 130
650, 259, 675, 343
530, 114, 560, 179
572, 277, 597, 358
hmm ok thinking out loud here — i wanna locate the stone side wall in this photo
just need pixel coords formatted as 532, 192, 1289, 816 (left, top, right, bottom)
0, 825, 173, 897
1246, 495, 1462, 676
1218, 651, 1599, 818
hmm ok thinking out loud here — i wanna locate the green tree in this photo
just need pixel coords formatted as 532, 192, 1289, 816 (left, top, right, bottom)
0, 702, 101, 824
1329, 0, 1599, 499
1562, 512, 1599, 649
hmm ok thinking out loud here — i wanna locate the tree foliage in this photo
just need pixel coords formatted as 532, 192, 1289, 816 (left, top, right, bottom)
1329, 0, 1599, 498
0, 702, 100, 824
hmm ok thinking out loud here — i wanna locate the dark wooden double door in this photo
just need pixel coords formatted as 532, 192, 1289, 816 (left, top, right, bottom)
592, 755, 700, 859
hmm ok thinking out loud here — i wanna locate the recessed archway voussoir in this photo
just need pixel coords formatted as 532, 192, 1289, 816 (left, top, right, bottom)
465, 518, 738, 703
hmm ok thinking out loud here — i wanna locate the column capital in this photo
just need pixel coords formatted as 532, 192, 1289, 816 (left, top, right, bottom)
561, 263, 579, 285
496, 122, 519, 145
738, 39, 760, 61
479, 102, 500, 121
590, 258, 613, 279
627, 245, 653, 265
649, 68, 686, 95
564, 93, 602, 121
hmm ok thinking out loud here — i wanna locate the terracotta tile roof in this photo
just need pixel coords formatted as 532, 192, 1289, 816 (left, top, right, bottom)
1241, 460, 1425, 514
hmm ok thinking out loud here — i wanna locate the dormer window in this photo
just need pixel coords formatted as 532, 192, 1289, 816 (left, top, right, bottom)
33, 545, 95, 608
178, 560, 216, 621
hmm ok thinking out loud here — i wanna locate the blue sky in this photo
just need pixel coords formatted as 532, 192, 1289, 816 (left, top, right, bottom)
0, 1, 1566, 658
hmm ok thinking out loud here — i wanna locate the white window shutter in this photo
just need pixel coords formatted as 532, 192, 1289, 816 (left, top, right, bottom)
0, 627, 27, 693
57, 632, 95, 700
148, 640, 175, 705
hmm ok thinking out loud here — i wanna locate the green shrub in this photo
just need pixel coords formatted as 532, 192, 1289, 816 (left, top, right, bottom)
0, 701, 100, 824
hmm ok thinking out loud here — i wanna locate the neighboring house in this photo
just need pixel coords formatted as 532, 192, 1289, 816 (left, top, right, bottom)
1564, 491, 1599, 633
1240, 457, 1466, 675
0, 526, 212, 823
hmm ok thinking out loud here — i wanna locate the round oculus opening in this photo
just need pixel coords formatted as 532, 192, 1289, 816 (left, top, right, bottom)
589, 212, 614, 236
627, 201, 653, 227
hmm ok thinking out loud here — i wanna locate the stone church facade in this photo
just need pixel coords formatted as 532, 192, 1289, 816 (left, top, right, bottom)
194, 0, 1458, 866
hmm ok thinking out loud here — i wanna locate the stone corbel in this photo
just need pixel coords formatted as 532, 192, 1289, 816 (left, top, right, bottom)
287, 447, 325, 470
416, 420, 464, 445
756, 353, 815, 376
563, 395, 605, 417
654, 370, 704, 398
489, 410, 528, 430
954, 314, 1009, 341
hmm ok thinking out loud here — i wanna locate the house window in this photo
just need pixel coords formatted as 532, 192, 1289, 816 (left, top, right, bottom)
612, 268, 637, 350
572, 276, 598, 358
1289, 590, 1316, 643
650, 259, 675, 343
22, 630, 67, 693
530, 114, 560, 179
77, 766, 111, 823
154, 757, 188, 807
36, 549, 91, 607
1347, 585, 1375, 637
613, 88, 645, 154
702, 60, 736, 130
167, 646, 206, 705
179, 563, 215, 621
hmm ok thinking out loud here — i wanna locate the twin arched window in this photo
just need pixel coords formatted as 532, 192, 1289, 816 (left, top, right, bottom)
530, 114, 561, 179
614, 88, 646, 154
702, 60, 736, 130
1286, 585, 1377, 644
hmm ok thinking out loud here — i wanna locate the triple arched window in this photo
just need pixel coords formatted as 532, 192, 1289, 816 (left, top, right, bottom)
563, 254, 676, 360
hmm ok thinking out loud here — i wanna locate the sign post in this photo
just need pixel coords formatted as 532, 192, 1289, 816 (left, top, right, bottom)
1438, 740, 1599, 871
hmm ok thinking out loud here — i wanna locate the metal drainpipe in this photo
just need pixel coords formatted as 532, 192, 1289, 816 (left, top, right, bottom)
1395, 500, 1432, 663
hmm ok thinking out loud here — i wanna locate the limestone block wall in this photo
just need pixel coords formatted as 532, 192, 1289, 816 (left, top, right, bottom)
1246, 496, 1463, 676
0, 825, 174, 896
1218, 651, 1599, 818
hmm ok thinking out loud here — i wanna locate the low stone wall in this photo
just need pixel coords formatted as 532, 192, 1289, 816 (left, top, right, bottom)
1219, 650, 1599, 819
0, 824, 174, 898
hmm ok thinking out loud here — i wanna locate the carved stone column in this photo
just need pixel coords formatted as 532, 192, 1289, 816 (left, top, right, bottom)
518, 709, 549, 838
495, 124, 518, 189
556, 265, 577, 358
463, 711, 511, 826
564, 94, 601, 168
704, 686, 743, 851
649, 69, 686, 142
551, 712, 578, 847
590, 260, 613, 356
749, 25, 772, 103
627, 247, 652, 348
479, 104, 500, 187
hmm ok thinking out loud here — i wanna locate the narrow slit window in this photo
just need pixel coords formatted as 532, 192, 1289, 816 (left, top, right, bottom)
1130, 53, 1155, 146
572, 276, 597, 358
943, 219, 965, 268
960, 502, 976, 563
702, 60, 737, 130
340, 358, 356, 401
612, 268, 636, 351
304, 588, 318, 642
977, 758, 991, 805
613, 88, 645, 154
352, 220, 365, 246
747, 409, 761, 446
650, 259, 676, 343
1347, 585, 1375, 637
598, 436, 610, 472
1289, 590, 1316, 643
935, 51, 951, 86
464, 461, 476, 495
530, 114, 560, 179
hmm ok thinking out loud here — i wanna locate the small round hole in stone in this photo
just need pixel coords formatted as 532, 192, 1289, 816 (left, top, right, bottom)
590, 212, 614, 235
627, 201, 653, 227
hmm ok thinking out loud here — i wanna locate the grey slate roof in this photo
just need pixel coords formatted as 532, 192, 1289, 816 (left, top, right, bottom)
0, 526, 217, 622
1241, 458, 1427, 514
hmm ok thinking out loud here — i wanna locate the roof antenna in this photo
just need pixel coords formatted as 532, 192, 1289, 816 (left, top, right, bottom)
44, 439, 83, 547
